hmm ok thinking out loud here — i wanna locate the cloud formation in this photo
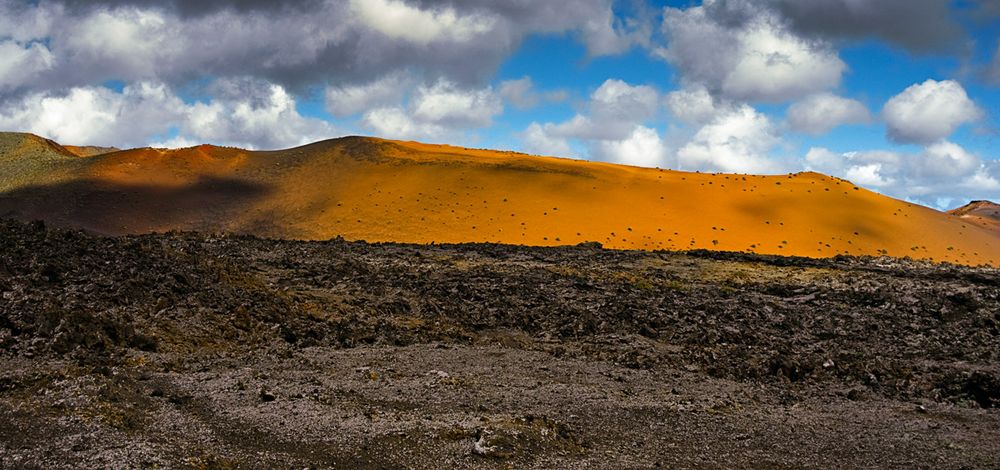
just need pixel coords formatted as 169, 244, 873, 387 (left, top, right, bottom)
658, 0, 846, 103
0, 80, 336, 149
0, 0, 647, 96
883, 79, 983, 144
676, 105, 783, 174
664, 86, 719, 125
806, 141, 1000, 206
787, 93, 871, 135
325, 73, 413, 118
360, 79, 502, 141
520, 79, 669, 167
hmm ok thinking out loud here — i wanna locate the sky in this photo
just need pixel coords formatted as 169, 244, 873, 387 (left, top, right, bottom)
0, 0, 999, 208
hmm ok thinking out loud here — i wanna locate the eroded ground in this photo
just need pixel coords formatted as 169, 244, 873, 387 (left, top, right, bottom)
1, 219, 998, 468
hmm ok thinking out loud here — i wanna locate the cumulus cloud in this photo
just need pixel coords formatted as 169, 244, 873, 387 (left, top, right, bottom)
326, 73, 413, 118
0, 82, 185, 147
520, 122, 572, 157
787, 93, 871, 135
659, 1, 846, 103
539, 79, 659, 141
360, 79, 502, 140
362, 107, 449, 141
0, 0, 646, 97
882, 79, 983, 144
0, 1, 56, 42
805, 142, 1000, 205
0, 80, 336, 149
676, 104, 784, 174
0, 40, 55, 91
519, 79, 667, 166
411, 80, 502, 128
593, 125, 669, 167
178, 78, 338, 149
664, 86, 721, 125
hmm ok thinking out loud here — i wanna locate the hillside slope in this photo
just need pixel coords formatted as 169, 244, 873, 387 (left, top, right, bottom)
949, 200, 1000, 233
0, 132, 86, 190
1, 132, 999, 266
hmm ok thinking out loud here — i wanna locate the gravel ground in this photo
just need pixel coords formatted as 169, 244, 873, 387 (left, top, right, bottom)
1, 219, 998, 468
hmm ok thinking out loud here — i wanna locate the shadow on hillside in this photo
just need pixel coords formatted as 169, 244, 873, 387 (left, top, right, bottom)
0, 176, 269, 235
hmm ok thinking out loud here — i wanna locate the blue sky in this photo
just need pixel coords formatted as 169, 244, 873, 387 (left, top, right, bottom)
0, 0, 998, 207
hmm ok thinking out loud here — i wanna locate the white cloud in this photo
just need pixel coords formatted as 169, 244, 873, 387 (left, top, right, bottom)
150, 135, 201, 149
0, 80, 337, 149
0, 82, 184, 146
411, 80, 502, 128
520, 122, 572, 156
179, 78, 337, 149
593, 125, 669, 167
659, 2, 846, 102
787, 92, 870, 135
590, 79, 659, 121
542, 79, 659, 141
676, 104, 784, 174
0, 40, 55, 90
325, 72, 412, 118
844, 164, 893, 187
882, 79, 983, 144
358, 79, 502, 141
518, 78, 665, 166
60, 8, 174, 80
0, 1, 56, 42
349, 0, 496, 45
805, 142, 1000, 205
362, 106, 448, 141
0, 0, 648, 101
915, 141, 981, 179
665, 86, 720, 125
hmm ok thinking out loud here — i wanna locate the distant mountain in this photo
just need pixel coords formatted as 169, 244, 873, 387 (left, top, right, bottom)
949, 200, 1000, 232
1, 131, 999, 266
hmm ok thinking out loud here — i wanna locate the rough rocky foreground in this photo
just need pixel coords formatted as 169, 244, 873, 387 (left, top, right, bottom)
1, 219, 998, 469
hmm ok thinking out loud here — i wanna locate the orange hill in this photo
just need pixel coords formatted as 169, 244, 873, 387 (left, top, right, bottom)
1, 131, 999, 266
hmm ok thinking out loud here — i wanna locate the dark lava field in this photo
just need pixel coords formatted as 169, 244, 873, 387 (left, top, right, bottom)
1, 219, 998, 468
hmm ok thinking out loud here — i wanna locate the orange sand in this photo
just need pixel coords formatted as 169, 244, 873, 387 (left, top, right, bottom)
2, 133, 999, 266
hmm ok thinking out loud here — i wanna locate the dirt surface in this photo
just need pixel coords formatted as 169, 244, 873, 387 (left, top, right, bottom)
1, 218, 998, 468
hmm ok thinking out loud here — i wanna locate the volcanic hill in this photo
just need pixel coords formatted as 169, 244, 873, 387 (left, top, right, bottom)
949, 200, 1000, 233
1, 131, 998, 266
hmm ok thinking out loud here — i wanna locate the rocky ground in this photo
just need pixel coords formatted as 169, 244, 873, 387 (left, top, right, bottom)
1, 218, 998, 468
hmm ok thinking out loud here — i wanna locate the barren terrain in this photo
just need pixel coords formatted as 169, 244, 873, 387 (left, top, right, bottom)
3, 131, 999, 266
1, 219, 998, 468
